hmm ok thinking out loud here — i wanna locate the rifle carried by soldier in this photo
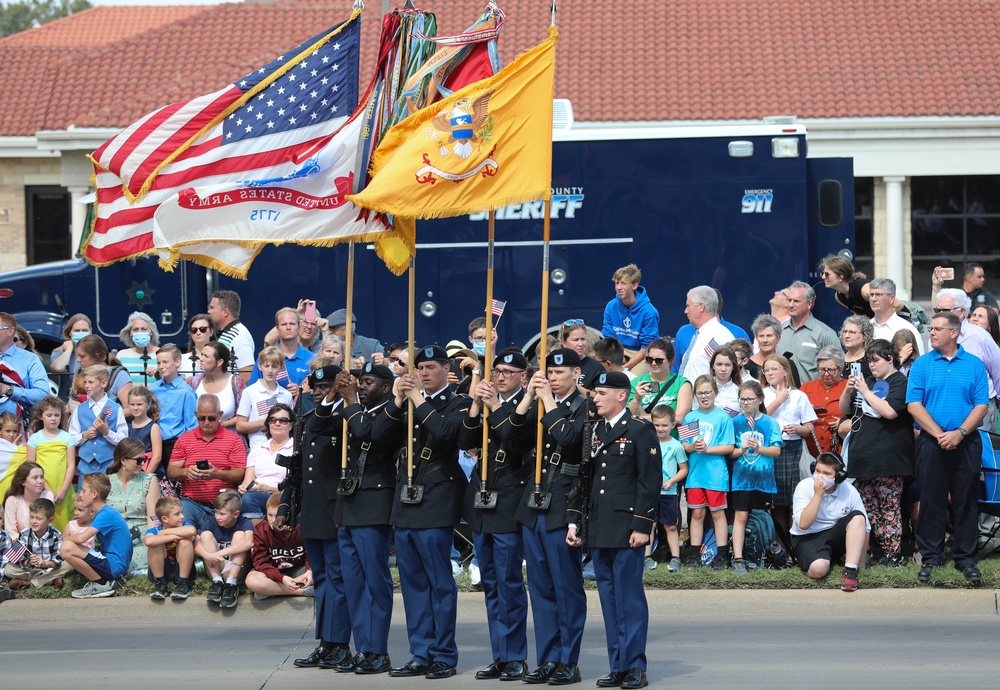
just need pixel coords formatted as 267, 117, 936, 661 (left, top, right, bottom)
275, 412, 305, 528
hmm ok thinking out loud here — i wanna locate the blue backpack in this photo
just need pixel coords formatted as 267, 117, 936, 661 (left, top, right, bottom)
699, 528, 718, 566
744, 509, 788, 570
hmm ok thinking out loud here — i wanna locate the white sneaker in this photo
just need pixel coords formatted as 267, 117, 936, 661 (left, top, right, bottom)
302, 585, 315, 597
469, 562, 481, 586
253, 592, 272, 601
71, 580, 116, 599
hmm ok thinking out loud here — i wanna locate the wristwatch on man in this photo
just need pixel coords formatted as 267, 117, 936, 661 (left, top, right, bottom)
959, 428, 968, 438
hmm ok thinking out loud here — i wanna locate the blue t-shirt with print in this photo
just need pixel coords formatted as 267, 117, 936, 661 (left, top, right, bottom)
730, 413, 782, 494
682, 407, 734, 492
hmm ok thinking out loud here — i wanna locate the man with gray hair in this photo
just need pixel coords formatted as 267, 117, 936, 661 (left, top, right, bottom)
869, 278, 924, 356
680, 285, 734, 380
777, 281, 841, 383
936, 288, 1000, 431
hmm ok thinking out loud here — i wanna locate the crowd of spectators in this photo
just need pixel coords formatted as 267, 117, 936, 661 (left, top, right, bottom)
0, 257, 997, 607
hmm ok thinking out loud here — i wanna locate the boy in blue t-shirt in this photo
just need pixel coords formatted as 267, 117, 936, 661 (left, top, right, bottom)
195, 490, 253, 609
61, 473, 133, 598
647, 405, 688, 573
144, 496, 197, 601
729, 381, 783, 575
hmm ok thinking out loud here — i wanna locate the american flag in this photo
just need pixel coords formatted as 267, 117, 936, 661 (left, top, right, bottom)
491, 299, 507, 319
85, 14, 362, 265
256, 396, 278, 417
101, 406, 113, 421
704, 338, 719, 359
4, 540, 29, 565
747, 414, 756, 431
276, 368, 289, 383
677, 421, 700, 441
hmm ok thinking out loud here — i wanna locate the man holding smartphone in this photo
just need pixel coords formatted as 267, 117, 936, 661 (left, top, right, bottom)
931, 263, 999, 311
167, 395, 247, 529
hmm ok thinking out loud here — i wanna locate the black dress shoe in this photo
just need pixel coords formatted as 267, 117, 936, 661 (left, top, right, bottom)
316, 646, 351, 669
476, 660, 503, 679
356, 653, 391, 674
334, 651, 365, 672
389, 659, 429, 677
917, 563, 936, 583
425, 661, 457, 679
548, 663, 581, 685
523, 661, 560, 684
596, 671, 627, 688
620, 668, 648, 689
960, 564, 982, 585
499, 660, 527, 681
294, 645, 334, 668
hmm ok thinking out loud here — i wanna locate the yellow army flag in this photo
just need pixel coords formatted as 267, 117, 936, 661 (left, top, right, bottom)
350, 27, 557, 220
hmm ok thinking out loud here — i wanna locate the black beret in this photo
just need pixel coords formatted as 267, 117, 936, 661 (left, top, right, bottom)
546, 348, 581, 368
493, 350, 528, 370
309, 364, 342, 387
360, 362, 394, 380
592, 371, 631, 391
414, 344, 449, 365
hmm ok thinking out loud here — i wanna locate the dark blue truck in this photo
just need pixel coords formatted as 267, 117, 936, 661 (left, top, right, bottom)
0, 120, 853, 358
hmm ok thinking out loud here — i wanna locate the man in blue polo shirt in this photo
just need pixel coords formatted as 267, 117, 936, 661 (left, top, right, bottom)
0, 311, 49, 422
249, 308, 314, 400
906, 312, 989, 585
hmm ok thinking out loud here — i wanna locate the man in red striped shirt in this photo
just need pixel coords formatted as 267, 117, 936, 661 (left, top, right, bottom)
168, 394, 247, 529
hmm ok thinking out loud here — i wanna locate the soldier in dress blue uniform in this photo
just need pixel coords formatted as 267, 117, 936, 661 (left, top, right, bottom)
332, 363, 402, 674
375, 345, 470, 680
567, 371, 660, 690
457, 349, 534, 681
512, 348, 589, 686
287, 364, 354, 670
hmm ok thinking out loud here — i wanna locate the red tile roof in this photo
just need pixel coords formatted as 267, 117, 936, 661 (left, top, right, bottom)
3, 0, 1000, 137
0, 5, 211, 47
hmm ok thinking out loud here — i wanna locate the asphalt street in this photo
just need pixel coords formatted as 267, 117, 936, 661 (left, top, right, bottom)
1, 589, 996, 688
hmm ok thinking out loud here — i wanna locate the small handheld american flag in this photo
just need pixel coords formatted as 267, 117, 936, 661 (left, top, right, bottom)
747, 414, 756, 432
677, 421, 700, 441
490, 299, 507, 320
276, 368, 289, 383
4, 540, 30, 565
101, 406, 113, 420
704, 338, 719, 358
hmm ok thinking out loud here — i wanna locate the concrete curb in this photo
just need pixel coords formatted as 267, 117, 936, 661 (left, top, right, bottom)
2, 588, 995, 624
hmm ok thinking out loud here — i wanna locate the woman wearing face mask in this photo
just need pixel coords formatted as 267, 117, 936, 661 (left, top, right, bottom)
116, 312, 160, 385
50, 315, 93, 399
559, 320, 604, 390
838, 339, 914, 567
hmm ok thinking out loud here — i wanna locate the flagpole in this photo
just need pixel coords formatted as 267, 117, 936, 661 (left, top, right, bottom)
475, 211, 497, 508
406, 253, 416, 494
340, 240, 355, 483
530, 199, 552, 508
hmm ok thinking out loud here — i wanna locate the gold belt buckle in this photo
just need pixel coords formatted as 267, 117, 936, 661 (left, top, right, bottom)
549, 452, 562, 466
494, 449, 507, 464
360, 441, 371, 451
420, 447, 433, 461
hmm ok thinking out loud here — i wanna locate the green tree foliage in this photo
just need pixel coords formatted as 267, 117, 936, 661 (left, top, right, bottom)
0, 1, 92, 39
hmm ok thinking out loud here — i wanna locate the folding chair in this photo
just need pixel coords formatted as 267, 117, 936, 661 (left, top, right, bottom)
978, 431, 1000, 557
